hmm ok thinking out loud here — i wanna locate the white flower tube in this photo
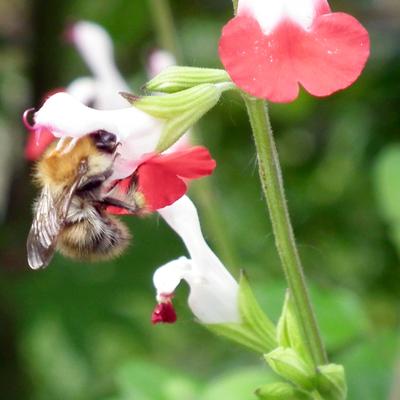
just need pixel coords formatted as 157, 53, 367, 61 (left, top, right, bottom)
154, 196, 240, 324
31, 92, 163, 169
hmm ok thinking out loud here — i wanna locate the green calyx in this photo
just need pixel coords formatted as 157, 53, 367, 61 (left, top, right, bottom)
316, 364, 347, 400
205, 272, 277, 354
145, 66, 231, 93
265, 347, 316, 391
256, 382, 312, 400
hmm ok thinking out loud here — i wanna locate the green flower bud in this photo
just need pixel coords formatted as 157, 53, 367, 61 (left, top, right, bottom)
265, 348, 316, 391
145, 66, 231, 93
316, 364, 347, 400
121, 83, 235, 152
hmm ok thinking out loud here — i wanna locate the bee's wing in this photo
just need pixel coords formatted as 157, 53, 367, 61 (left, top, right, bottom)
27, 185, 67, 269
27, 160, 88, 269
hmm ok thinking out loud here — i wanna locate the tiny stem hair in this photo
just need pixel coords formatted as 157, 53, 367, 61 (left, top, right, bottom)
243, 96, 327, 366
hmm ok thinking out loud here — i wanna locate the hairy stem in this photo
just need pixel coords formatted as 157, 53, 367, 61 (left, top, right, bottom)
244, 96, 327, 366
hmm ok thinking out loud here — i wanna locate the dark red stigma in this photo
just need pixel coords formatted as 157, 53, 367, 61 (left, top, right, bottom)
151, 301, 177, 324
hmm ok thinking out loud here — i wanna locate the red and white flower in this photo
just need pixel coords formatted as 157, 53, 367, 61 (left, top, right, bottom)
24, 92, 215, 211
153, 196, 240, 324
219, 0, 370, 103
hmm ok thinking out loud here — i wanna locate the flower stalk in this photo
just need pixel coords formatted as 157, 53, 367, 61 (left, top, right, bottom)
243, 95, 327, 367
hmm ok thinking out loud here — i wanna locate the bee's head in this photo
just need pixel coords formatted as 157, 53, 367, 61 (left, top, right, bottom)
90, 130, 118, 153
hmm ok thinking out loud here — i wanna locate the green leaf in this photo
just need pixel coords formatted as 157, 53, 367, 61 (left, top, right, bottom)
336, 332, 399, 400
276, 291, 313, 366
265, 348, 316, 391
201, 366, 276, 400
115, 360, 200, 400
145, 66, 231, 93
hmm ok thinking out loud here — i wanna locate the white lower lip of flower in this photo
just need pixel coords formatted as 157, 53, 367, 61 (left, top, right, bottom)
34, 92, 163, 143
238, 0, 323, 34
155, 196, 240, 324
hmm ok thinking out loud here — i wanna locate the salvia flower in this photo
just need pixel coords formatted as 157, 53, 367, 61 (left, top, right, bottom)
66, 20, 129, 109
219, 0, 370, 102
153, 196, 240, 324
24, 92, 215, 211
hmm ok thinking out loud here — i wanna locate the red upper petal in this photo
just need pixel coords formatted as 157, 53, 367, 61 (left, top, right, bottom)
107, 146, 216, 213
137, 163, 187, 211
24, 128, 55, 161
147, 146, 217, 179
293, 12, 370, 97
219, 12, 370, 102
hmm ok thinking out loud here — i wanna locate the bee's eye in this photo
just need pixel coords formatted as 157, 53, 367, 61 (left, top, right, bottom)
90, 130, 117, 153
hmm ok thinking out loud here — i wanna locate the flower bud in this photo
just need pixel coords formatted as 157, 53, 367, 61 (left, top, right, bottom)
145, 66, 231, 93
256, 382, 312, 400
121, 84, 227, 152
265, 348, 316, 391
316, 364, 347, 400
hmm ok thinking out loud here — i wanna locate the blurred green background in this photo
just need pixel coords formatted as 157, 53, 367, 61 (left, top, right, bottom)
0, 0, 399, 399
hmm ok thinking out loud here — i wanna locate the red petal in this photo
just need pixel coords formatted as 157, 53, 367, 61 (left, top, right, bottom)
136, 146, 216, 211
137, 163, 187, 211
24, 128, 55, 161
150, 146, 217, 179
219, 13, 369, 103
294, 12, 370, 97
151, 301, 177, 324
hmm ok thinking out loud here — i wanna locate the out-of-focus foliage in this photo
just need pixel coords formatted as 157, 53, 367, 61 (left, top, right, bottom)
0, 0, 399, 399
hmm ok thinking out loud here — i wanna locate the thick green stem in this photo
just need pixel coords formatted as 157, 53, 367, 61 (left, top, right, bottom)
148, 0, 183, 63
244, 96, 327, 366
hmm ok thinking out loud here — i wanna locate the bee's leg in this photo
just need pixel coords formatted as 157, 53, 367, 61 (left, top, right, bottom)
102, 197, 142, 214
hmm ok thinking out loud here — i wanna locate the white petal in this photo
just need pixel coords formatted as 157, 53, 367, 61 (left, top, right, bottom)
153, 256, 192, 300
238, 0, 322, 33
157, 196, 240, 323
71, 21, 128, 90
34, 93, 163, 161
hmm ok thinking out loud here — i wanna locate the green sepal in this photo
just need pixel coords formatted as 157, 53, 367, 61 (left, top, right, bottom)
126, 84, 219, 119
145, 66, 231, 93
205, 272, 277, 353
238, 271, 277, 349
265, 347, 316, 391
316, 364, 347, 400
277, 291, 313, 367
256, 382, 312, 400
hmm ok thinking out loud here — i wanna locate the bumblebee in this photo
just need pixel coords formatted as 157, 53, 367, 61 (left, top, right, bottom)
27, 130, 142, 269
